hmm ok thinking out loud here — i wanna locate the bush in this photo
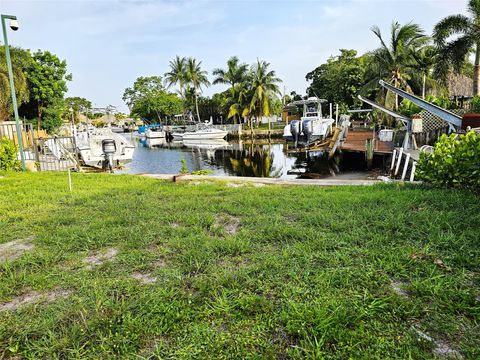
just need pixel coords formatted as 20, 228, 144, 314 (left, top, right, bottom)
470, 96, 480, 113
416, 131, 480, 190
0, 137, 21, 171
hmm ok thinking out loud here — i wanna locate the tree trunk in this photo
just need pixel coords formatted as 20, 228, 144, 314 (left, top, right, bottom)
194, 90, 201, 122
37, 105, 42, 132
422, 73, 426, 100
394, 77, 399, 111
473, 45, 480, 96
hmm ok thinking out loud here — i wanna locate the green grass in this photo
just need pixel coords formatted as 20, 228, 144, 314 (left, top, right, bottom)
0, 172, 479, 359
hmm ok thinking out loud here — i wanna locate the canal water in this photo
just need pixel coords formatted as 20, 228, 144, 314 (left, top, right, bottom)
118, 136, 385, 179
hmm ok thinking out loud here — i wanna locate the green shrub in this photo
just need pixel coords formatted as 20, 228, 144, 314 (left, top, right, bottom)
191, 169, 213, 175
417, 131, 480, 190
0, 137, 21, 171
180, 158, 189, 174
470, 96, 480, 113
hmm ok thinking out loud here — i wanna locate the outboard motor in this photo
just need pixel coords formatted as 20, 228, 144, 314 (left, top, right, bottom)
102, 139, 116, 172
302, 119, 313, 144
290, 120, 302, 146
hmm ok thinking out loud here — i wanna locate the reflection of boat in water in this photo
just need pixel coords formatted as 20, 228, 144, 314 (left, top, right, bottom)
172, 125, 228, 140
182, 139, 229, 150
283, 97, 334, 144
75, 126, 135, 169
145, 125, 166, 139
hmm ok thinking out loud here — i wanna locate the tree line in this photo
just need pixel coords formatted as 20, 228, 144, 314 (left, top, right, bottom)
124, 56, 284, 131
307, 0, 480, 117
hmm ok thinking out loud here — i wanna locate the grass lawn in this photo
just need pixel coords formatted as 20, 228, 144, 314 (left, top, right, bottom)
0, 173, 479, 359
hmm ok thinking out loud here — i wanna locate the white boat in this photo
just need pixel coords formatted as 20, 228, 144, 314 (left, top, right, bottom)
75, 126, 135, 169
145, 126, 166, 139
283, 97, 334, 144
173, 125, 227, 140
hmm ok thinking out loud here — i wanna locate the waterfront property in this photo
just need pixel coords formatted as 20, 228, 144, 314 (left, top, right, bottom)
0, 172, 479, 358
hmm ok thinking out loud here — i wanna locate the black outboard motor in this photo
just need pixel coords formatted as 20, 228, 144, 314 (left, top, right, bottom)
102, 139, 116, 172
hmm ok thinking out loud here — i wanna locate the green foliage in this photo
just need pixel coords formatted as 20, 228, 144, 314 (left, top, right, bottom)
433, 0, 480, 93
26, 50, 71, 130
417, 131, 480, 190
470, 95, 480, 113
399, 95, 452, 117
306, 49, 369, 108
64, 97, 92, 123
123, 76, 182, 122
0, 137, 21, 171
180, 158, 189, 174
0, 47, 32, 121
191, 169, 213, 175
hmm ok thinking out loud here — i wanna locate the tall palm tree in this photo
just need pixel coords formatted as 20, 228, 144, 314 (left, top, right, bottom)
164, 56, 187, 99
411, 45, 438, 99
185, 57, 210, 122
212, 56, 249, 89
433, 0, 480, 95
213, 56, 249, 124
248, 59, 282, 133
227, 81, 252, 125
367, 21, 427, 110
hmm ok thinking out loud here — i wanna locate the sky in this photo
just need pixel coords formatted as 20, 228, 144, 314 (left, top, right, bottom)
0, 0, 467, 112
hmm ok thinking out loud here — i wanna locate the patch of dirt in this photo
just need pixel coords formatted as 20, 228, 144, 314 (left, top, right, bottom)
390, 279, 409, 299
0, 236, 35, 264
0, 288, 72, 311
171, 222, 180, 228
215, 214, 241, 235
226, 182, 245, 188
433, 340, 463, 359
154, 258, 166, 268
252, 183, 266, 187
82, 247, 118, 270
131, 272, 157, 285
412, 326, 463, 359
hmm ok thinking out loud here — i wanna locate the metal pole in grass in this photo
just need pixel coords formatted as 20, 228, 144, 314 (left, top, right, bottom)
1, 14, 25, 171
68, 168, 72, 192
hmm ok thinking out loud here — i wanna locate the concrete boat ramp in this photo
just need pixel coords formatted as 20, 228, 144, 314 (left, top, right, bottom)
140, 174, 381, 186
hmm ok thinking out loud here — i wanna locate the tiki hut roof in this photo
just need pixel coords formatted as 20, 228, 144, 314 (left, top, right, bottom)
447, 72, 473, 98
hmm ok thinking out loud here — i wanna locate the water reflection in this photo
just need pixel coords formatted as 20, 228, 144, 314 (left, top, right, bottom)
118, 136, 378, 179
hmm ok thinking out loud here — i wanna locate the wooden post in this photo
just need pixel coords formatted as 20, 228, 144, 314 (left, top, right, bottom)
401, 153, 411, 180
335, 104, 339, 127
366, 138, 374, 169
410, 161, 417, 182
395, 148, 404, 176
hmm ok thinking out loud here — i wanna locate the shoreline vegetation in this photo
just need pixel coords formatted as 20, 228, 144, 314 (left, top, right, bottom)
1, 1, 480, 133
0, 172, 479, 358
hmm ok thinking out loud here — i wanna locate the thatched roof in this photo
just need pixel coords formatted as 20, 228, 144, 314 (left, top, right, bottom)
447, 72, 473, 97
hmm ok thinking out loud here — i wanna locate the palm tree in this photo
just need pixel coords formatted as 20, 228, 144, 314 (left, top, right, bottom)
433, 0, 480, 95
367, 21, 427, 110
185, 57, 210, 122
164, 56, 187, 99
411, 45, 438, 99
248, 59, 282, 133
227, 81, 252, 125
213, 56, 249, 124
212, 56, 249, 89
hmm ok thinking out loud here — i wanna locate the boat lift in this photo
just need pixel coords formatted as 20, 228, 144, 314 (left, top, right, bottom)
378, 80, 463, 132
357, 95, 414, 149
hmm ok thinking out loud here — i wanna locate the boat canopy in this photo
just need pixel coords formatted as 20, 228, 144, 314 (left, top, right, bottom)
286, 98, 328, 107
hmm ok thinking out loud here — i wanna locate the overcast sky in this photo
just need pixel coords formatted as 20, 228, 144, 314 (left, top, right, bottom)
0, 0, 466, 112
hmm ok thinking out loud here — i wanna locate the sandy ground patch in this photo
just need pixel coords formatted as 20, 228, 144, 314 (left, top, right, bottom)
390, 279, 409, 299
412, 326, 463, 359
82, 247, 118, 269
215, 215, 241, 235
131, 272, 157, 285
0, 236, 35, 264
0, 289, 72, 311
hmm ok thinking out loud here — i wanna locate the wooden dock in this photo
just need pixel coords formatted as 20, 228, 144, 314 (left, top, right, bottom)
340, 130, 394, 154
